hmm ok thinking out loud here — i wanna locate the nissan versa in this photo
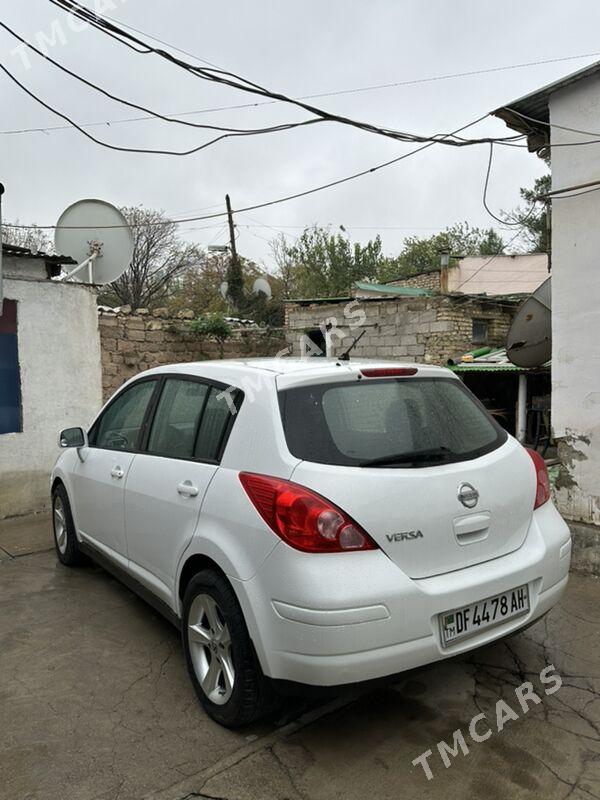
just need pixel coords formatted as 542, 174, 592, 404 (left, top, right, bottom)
51, 358, 571, 727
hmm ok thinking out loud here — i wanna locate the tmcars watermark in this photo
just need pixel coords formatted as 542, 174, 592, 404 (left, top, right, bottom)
215, 299, 368, 414
412, 664, 562, 781
11, 0, 128, 70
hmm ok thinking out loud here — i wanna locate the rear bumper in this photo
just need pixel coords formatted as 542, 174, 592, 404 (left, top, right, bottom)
232, 501, 571, 686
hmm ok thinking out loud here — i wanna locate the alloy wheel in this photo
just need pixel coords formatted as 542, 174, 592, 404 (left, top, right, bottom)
187, 594, 235, 705
53, 496, 68, 555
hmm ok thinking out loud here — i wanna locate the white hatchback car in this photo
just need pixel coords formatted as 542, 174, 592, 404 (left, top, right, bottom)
52, 358, 571, 726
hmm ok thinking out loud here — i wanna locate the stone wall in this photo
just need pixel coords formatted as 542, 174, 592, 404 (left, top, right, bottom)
285, 296, 515, 364
99, 308, 285, 400
388, 270, 441, 292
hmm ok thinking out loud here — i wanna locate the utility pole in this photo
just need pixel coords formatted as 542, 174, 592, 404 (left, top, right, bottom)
225, 194, 238, 266
224, 194, 245, 314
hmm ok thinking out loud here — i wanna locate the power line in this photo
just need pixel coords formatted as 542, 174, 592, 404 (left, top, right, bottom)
0, 20, 320, 136
548, 185, 600, 200
482, 142, 529, 227
47, 0, 527, 151
505, 108, 600, 139
4, 49, 599, 137
0, 57, 322, 157
8, 112, 491, 230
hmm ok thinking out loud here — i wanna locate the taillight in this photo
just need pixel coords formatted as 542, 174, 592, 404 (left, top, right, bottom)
239, 472, 378, 553
360, 367, 418, 378
526, 449, 551, 509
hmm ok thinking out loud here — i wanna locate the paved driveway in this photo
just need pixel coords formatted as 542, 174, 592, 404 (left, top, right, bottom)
1, 516, 599, 800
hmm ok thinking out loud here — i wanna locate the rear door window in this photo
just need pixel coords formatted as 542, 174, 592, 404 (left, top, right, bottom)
147, 378, 209, 459
194, 387, 241, 462
279, 377, 506, 467
143, 377, 242, 463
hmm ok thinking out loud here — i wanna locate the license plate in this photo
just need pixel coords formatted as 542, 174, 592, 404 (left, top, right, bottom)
439, 584, 530, 647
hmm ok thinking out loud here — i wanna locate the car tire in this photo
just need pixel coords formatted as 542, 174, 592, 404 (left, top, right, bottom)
182, 569, 278, 727
52, 484, 84, 567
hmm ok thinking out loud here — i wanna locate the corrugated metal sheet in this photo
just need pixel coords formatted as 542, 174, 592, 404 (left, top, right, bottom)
353, 281, 432, 297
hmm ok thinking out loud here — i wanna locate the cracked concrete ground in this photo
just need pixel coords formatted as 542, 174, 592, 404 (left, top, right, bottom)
1, 517, 600, 800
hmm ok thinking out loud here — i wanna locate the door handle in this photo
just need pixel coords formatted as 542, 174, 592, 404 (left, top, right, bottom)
177, 480, 199, 498
110, 466, 125, 479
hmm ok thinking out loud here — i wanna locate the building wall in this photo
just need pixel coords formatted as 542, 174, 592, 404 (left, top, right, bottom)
387, 271, 441, 291
0, 275, 102, 518
446, 254, 548, 295
285, 296, 514, 364
99, 309, 286, 400
549, 75, 600, 526
388, 255, 548, 295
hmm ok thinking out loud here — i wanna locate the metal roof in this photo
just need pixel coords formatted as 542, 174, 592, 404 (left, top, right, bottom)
493, 59, 600, 152
450, 348, 550, 373
354, 280, 433, 297
2, 242, 76, 265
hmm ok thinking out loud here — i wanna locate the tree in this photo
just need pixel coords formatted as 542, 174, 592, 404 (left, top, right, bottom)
225, 255, 246, 315
98, 206, 203, 310
282, 225, 388, 297
390, 222, 505, 279
503, 174, 551, 252
269, 233, 295, 298
2, 221, 53, 254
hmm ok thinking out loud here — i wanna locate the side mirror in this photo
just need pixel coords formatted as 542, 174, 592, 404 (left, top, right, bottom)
59, 427, 88, 449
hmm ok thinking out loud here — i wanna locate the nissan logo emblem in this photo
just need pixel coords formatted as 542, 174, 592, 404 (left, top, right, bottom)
458, 482, 479, 509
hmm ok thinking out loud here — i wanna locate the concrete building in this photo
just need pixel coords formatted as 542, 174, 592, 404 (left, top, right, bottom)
360, 253, 549, 297
495, 61, 600, 533
285, 293, 518, 366
0, 244, 103, 518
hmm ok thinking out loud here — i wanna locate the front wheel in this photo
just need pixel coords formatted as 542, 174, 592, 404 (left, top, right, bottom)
182, 570, 277, 727
51, 484, 84, 567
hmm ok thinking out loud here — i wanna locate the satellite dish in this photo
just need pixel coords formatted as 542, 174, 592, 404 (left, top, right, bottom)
220, 281, 229, 299
507, 276, 551, 367
54, 199, 134, 284
252, 277, 272, 299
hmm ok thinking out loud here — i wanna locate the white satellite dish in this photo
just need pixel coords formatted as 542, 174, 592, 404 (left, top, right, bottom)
220, 281, 229, 299
54, 199, 134, 284
507, 276, 552, 367
252, 277, 272, 299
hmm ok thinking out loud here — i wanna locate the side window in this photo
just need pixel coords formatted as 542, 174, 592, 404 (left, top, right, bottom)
92, 380, 157, 451
194, 387, 240, 461
147, 379, 209, 459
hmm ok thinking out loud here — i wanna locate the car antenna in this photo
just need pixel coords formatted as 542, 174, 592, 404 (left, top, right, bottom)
338, 329, 366, 361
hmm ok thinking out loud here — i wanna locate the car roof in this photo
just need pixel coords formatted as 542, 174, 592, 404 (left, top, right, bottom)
137, 358, 453, 385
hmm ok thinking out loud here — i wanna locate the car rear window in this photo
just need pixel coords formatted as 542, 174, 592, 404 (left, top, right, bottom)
278, 377, 507, 467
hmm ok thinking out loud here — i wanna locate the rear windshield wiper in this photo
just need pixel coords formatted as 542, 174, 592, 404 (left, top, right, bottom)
359, 446, 455, 468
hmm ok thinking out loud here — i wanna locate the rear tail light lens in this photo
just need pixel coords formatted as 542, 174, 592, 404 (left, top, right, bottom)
239, 472, 378, 553
526, 449, 551, 509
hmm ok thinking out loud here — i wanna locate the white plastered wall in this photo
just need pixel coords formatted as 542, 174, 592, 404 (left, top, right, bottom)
0, 270, 102, 518
550, 75, 600, 525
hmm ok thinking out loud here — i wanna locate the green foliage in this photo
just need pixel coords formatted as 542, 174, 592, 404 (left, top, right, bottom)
225, 256, 246, 315
504, 174, 550, 252
187, 313, 232, 342
271, 222, 507, 297
389, 222, 505, 279
283, 226, 388, 297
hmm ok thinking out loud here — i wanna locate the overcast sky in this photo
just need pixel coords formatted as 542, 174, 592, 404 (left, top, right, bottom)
2, 0, 600, 273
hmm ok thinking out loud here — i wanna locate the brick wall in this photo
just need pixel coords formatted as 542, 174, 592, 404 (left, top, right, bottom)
387, 271, 441, 292
285, 296, 515, 364
99, 308, 285, 400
